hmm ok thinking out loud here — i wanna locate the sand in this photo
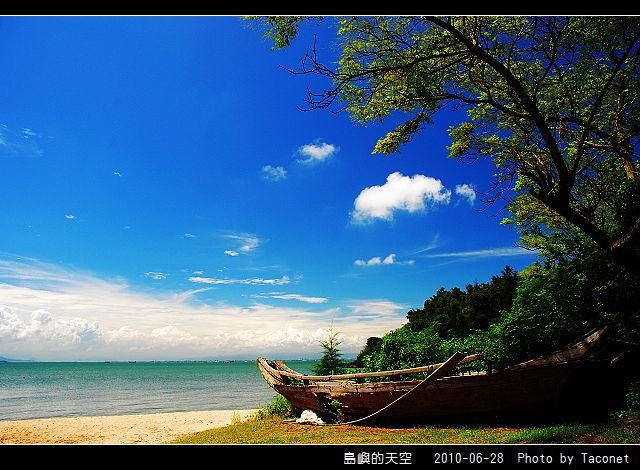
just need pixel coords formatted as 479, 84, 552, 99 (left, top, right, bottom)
0, 409, 257, 444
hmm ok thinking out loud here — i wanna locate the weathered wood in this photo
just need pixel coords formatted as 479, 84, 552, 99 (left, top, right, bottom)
343, 352, 466, 425
263, 353, 484, 382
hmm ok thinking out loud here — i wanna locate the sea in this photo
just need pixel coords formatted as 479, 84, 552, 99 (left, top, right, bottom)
0, 360, 317, 421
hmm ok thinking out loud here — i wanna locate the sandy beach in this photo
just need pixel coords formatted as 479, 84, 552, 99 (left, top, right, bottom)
0, 409, 257, 444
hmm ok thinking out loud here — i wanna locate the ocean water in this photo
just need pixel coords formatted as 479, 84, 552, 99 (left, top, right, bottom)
0, 360, 316, 421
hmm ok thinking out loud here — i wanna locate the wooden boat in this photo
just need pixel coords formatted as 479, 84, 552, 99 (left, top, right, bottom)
257, 326, 624, 423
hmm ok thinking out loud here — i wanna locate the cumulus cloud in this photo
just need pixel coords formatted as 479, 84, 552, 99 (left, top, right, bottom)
455, 184, 476, 205
64, 214, 76, 220
354, 253, 415, 267
0, 306, 99, 346
144, 272, 168, 280
297, 141, 338, 164
351, 172, 451, 223
189, 275, 291, 286
261, 165, 287, 182
355, 257, 381, 267
0, 258, 407, 360
223, 232, 261, 255
251, 292, 328, 304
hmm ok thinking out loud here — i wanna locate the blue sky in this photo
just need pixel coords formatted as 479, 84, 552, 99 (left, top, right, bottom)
0, 17, 536, 360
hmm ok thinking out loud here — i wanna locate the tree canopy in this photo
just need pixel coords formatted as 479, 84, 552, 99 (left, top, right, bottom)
255, 16, 640, 277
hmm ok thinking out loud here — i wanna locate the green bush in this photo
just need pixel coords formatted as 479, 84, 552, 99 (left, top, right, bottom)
613, 378, 640, 419
256, 394, 294, 419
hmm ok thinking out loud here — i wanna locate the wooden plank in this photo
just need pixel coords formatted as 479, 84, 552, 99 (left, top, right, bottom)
271, 353, 483, 382
256, 358, 285, 387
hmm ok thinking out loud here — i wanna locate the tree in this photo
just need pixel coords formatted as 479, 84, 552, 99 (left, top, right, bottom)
313, 327, 347, 376
254, 16, 640, 277
406, 265, 518, 337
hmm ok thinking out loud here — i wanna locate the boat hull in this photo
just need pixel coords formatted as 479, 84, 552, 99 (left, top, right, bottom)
273, 361, 620, 423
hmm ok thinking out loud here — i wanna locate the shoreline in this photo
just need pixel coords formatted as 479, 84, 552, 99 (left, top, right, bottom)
0, 409, 257, 444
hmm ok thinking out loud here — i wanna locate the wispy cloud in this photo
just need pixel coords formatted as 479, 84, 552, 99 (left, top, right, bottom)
354, 253, 415, 267
189, 275, 291, 286
297, 141, 338, 165
223, 232, 261, 256
455, 184, 476, 205
352, 172, 451, 223
0, 123, 44, 157
183, 233, 196, 238
144, 272, 168, 280
113, 171, 122, 177
192, 271, 204, 275
346, 300, 407, 321
414, 235, 441, 254
423, 247, 534, 259
64, 214, 76, 220
21, 128, 36, 138
0, 257, 406, 359
261, 165, 287, 182
251, 292, 328, 304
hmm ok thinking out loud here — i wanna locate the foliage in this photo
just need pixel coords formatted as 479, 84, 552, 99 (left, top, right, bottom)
318, 396, 345, 424
362, 325, 445, 373
312, 327, 347, 376
256, 394, 294, 420
407, 265, 518, 337
350, 336, 382, 367
255, 16, 640, 276
363, 246, 640, 372
613, 379, 640, 419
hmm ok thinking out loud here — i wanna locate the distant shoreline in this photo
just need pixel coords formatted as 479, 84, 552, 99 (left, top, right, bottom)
0, 409, 257, 444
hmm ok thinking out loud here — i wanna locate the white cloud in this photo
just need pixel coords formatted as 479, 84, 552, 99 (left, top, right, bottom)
346, 300, 407, 321
113, 171, 122, 177
64, 214, 75, 220
414, 235, 441, 254
297, 141, 338, 164
455, 184, 476, 205
354, 257, 381, 267
352, 172, 452, 223
0, 258, 406, 360
192, 271, 204, 275
251, 292, 328, 304
21, 128, 36, 138
189, 275, 290, 286
354, 253, 415, 267
0, 306, 99, 346
183, 233, 196, 238
261, 165, 287, 182
0, 124, 44, 157
144, 272, 168, 280
424, 247, 534, 259
223, 233, 261, 255
383, 254, 396, 264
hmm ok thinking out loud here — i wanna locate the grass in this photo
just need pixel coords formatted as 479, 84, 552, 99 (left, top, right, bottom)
172, 416, 640, 445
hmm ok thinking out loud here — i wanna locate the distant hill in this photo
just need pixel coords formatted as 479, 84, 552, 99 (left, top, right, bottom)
0, 356, 33, 362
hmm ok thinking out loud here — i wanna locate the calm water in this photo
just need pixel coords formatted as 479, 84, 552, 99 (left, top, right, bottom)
0, 360, 316, 421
